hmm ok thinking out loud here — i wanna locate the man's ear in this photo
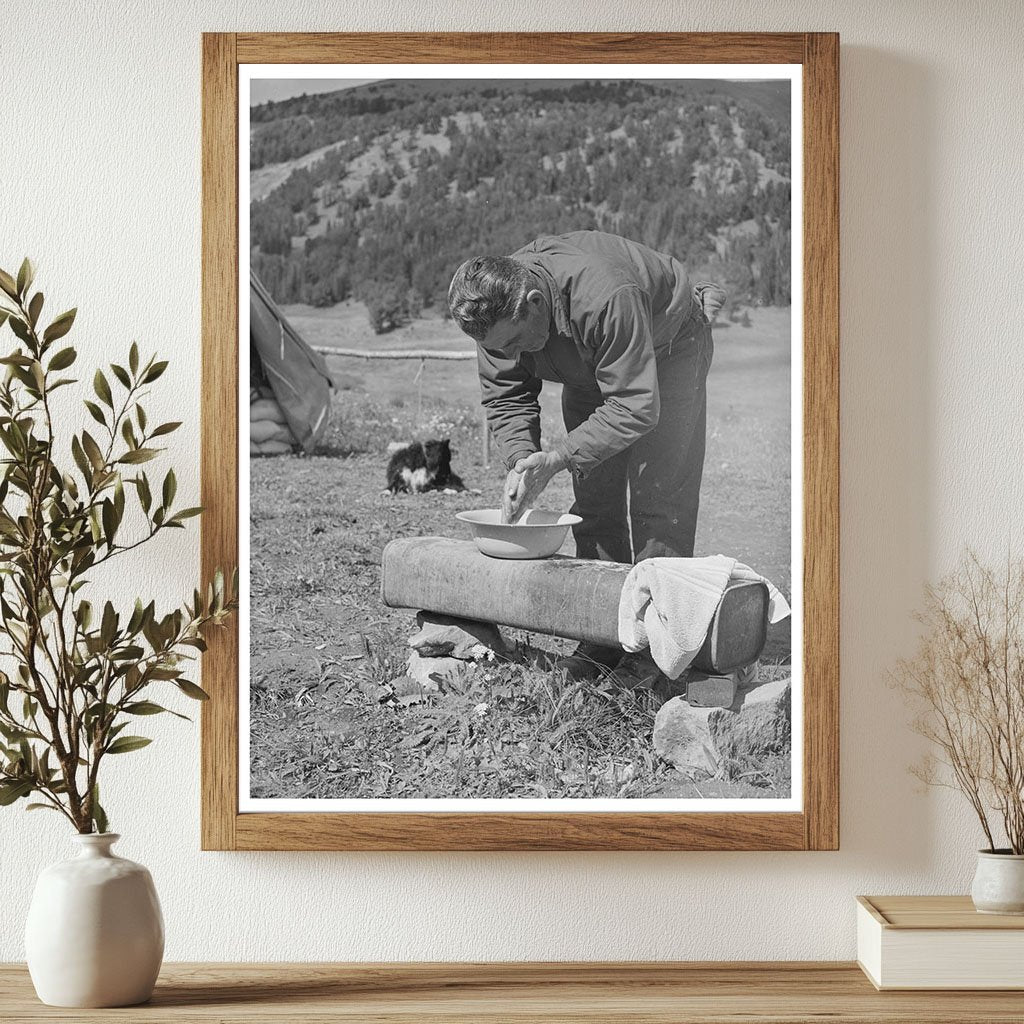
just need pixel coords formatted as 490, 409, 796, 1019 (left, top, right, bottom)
525, 288, 545, 310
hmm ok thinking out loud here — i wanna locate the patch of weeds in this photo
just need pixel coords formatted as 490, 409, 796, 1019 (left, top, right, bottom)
360, 630, 409, 687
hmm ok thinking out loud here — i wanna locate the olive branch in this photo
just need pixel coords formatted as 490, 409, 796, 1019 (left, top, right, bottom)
0, 259, 236, 833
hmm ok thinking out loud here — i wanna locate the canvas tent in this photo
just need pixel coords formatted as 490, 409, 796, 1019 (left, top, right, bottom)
249, 271, 333, 455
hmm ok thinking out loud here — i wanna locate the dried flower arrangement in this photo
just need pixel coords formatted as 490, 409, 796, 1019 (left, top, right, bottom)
894, 552, 1024, 854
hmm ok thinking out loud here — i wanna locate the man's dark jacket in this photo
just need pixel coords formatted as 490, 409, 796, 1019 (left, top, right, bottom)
477, 230, 706, 478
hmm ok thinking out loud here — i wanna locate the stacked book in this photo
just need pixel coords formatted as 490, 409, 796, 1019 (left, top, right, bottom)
857, 895, 1024, 990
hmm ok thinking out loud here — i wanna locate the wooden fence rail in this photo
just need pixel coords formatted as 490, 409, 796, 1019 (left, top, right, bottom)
313, 346, 491, 467
314, 347, 475, 360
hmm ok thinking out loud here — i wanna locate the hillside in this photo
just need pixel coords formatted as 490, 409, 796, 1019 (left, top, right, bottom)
249, 77, 792, 333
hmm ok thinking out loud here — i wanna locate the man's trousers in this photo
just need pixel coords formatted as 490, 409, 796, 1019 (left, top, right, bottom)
561, 322, 713, 564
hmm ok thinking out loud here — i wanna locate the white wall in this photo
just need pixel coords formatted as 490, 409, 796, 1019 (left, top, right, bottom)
1, 0, 1022, 961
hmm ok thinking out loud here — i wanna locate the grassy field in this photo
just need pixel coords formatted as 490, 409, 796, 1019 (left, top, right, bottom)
248, 303, 792, 800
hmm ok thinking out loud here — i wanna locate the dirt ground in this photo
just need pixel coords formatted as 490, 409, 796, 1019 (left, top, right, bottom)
248, 304, 793, 800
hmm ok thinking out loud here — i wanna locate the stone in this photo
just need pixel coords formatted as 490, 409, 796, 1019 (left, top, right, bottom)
406, 651, 462, 690
652, 697, 721, 775
739, 674, 792, 706
710, 678, 791, 763
388, 674, 433, 707
408, 611, 506, 661
652, 676, 793, 776
685, 671, 739, 709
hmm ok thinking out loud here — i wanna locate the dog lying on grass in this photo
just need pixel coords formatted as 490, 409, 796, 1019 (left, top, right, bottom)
386, 438, 466, 494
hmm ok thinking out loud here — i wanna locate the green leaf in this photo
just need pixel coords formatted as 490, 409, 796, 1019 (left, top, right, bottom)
0, 269, 18, 300
105, 735, 152, 755
0, 722, 28, 742
76, 599, 93, 631
135, 473, 152, 513
150, 421, 181, 438
43, 308, 77, 344
124, 701, 166, 715
121, 418, 137, 449
16, 258, 34, 298
48, 346, 77, 372
110, 644, 145, 663
168, 507, 203, 524
126, 598, 146, 635
100, 601, 117, 647
8, 317, 32, 344
148, 665, 181, 680
136, 404, 147, 432
0, 352, 33, 366
81, 431, 105, 472
91, 785, 108, 834
124, 700, 188, 722
162, 468, 176, 508
176, 679, 210, 701
83, 400, 106, 427
118, 448, 157, 465
110, 363, 131, 389
142, 360, 168, 383
0, 779, 33, 805
93, 369, 113, 408
71, 435, 92, 483
101, 498, 116, 547
129, 342, 139, 376
27, 292, 43, 328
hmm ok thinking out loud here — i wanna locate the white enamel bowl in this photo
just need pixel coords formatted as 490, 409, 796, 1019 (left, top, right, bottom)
455, 509, 582, 559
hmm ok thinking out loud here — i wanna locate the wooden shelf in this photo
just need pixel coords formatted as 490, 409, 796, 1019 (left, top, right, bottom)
4, 962, 1024, 1022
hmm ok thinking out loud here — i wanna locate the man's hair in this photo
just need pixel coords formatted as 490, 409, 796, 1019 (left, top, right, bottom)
447, 256, 531, 342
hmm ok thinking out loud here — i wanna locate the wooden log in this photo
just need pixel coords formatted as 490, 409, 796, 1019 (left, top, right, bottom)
381, 537, 630, 646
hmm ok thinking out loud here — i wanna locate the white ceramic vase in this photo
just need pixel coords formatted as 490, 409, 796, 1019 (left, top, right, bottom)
971, 849, 1024, 915
25, 833, 164, 1007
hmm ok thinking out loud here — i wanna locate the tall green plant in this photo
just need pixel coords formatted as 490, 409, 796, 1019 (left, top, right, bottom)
0, 259, 235, 833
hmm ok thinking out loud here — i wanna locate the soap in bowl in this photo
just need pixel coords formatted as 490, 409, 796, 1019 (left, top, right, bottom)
455, 509, 582, 559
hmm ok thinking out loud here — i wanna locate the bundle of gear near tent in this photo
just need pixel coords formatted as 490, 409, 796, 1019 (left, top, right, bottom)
249, 271, 333, 455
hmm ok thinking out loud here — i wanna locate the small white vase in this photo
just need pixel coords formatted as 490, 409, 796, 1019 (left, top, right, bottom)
971, 849, 1024, 915
25, 833, 164, 1007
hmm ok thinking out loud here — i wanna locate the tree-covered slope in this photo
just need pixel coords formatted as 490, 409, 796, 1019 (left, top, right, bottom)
250, 78, 792, 332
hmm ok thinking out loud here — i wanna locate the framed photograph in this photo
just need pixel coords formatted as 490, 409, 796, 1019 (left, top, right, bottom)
201, 32, 838, 850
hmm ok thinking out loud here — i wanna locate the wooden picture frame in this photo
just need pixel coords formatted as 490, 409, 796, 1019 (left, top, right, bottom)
201, 32, 838, 851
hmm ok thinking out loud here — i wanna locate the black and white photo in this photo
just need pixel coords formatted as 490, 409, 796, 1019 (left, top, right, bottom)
239, 64, 801, 812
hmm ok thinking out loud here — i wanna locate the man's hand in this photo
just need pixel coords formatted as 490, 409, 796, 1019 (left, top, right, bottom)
502, 450, 569, 523
694, 282, 728, 323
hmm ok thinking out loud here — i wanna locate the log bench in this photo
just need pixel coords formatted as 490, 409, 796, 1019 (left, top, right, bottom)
381, 537, 770, 675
